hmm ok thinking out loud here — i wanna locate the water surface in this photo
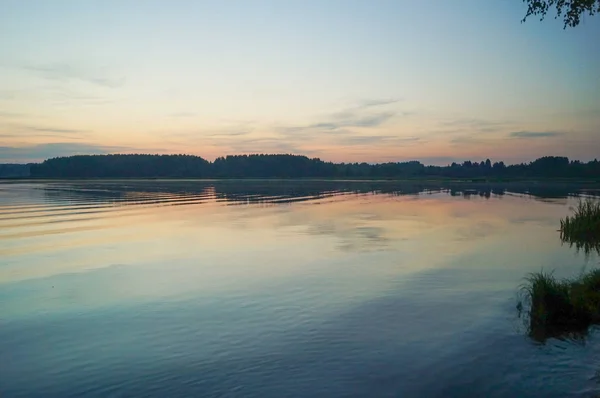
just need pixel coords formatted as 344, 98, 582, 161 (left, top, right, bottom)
1, 180, 599, 397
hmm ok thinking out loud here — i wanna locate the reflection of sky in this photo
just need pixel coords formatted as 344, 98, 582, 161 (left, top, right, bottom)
2, 182, 599, 397
0, 182, 591, 316
0, 2, 599, 164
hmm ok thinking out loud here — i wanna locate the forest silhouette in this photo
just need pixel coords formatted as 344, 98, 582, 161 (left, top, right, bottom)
25, 154, 600, 179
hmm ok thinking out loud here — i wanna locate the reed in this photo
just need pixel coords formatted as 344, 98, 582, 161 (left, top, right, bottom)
560, 199, 600, 254
520, 269, 600, 340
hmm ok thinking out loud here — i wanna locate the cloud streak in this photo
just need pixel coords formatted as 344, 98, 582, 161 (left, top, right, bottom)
0, 122, 91, 139
30, 127, 89, 134
21, 63, 125, 88
358, 98, 402, 108
441, 118, 512, 134
281, 100, 404, 135
510, 131, 564, 138
336, 135, 421, 146
0, 143, 133, 162
169, 112, 197, 118
304, 112, 395, 131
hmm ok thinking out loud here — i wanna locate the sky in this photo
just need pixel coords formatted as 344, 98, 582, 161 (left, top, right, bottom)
0, 0, 599, 165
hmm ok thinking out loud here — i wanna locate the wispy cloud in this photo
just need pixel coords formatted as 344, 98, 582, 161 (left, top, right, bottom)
312, 112, 396, 131
160, 127, 253, 141
206, 131, 251, 137
49, 89, 117, 106
215, 136, 312, 155
336, 135, 421, 146
415, 156, 471, 166
0, 111, 24, 118
510, 131, 564, 138
30, 127, 88, 134
0, 91, 17, 100
0, 85, 116, 107
358, 98, 402, 108
450, 135, 488, 145
0, 143, 132, 162
0, 122, 90, 139
281, 102, 403, 135
169, 112, 197, 118
441, 117, 511, 133
21, 63, 125, 88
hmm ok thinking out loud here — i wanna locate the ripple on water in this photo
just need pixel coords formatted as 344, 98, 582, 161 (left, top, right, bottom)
1, 180, 599, 397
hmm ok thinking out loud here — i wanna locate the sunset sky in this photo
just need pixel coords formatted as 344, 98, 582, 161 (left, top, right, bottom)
1, 0, 599, 164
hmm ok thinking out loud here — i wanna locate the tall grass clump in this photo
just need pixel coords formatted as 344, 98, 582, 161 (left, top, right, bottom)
521, 269, 600, 340
560, 198, 600, 254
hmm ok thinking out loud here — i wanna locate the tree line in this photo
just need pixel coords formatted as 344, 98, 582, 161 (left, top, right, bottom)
26, 154, 600, 180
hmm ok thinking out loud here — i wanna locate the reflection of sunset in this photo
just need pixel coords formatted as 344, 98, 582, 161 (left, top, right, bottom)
0, 181, 576, 288
2, 180, 597, 398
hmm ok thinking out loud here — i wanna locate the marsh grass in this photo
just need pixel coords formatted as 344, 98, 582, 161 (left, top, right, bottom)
560, 199, 600, 255
520, 269, 600, 341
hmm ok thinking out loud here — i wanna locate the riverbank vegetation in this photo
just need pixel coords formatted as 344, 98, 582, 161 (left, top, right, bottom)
560, 199, 600, 255
521, 199, 600, 340
521, 270, 600, 341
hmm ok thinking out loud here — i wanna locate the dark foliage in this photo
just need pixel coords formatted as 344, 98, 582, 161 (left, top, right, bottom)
521, 269, 600, 341
30, 154, 211, 178
27, 154, 600, 180
560, 199, 600, 255
522, 0, 600, 28
0, 164, 30, 178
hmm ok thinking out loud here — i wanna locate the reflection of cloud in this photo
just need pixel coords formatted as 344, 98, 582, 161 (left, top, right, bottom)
0, 143, 132, 162
509, 131, 564, 138
299, 217, 390, 253
454, 221, 498, 241
338, 226, 390, 252
319, 224, 390, 253
509, 216, 556, 226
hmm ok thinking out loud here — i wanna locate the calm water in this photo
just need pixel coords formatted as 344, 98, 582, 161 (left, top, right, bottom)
1, 180, 600, 398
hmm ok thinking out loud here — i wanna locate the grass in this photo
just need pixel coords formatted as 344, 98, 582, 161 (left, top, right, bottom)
560, 199, 600, 255
520, 269, 600, 341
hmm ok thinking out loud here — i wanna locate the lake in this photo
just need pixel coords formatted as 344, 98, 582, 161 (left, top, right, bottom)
1, 180, 599, 398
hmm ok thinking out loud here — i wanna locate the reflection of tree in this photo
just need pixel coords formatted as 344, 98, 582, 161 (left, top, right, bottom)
561, 237, 600, 256
559, 199, 600, 256
41, 180, 599, 207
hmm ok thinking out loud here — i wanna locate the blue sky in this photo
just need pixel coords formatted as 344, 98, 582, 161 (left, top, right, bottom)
0, 0, 598, 164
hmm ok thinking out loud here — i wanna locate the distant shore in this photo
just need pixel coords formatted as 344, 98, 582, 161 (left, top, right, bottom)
2, 177, 600, 186
2, 154, 599, 180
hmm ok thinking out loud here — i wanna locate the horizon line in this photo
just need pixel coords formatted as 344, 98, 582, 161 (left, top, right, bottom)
4, 152, 598, 168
